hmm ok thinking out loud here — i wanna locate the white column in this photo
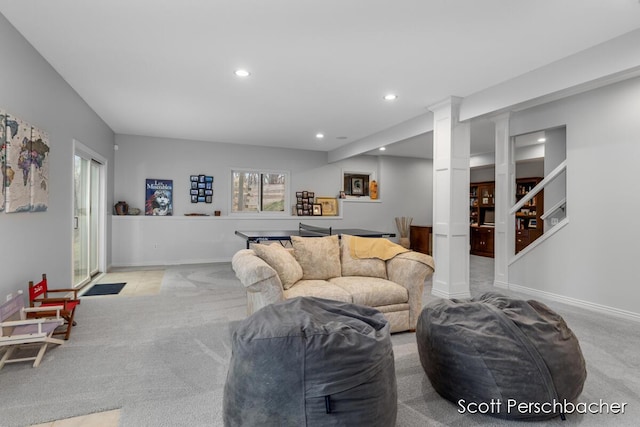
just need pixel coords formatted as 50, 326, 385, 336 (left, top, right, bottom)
491, 112, 513, 288
429, 97, 471, 299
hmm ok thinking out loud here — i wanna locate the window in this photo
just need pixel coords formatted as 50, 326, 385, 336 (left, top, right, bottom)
232, 169, 289, 213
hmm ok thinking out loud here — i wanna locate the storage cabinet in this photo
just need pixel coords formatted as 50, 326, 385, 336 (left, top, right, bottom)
410, 225, 432, 255
515, 177, 544, 253
471, 226, 494, 257
470, 181, 495, 258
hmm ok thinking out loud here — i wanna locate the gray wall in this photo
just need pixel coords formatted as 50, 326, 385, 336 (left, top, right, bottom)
509, 75, 640, 315
111, 134, 433, 265
0, 16, 114, 297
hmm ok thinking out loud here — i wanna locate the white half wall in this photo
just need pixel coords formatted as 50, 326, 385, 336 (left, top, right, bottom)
112, 135, 433, 266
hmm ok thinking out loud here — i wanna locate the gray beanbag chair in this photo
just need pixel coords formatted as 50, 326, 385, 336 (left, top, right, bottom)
224, 296, 397, 426
416, 292, 586, 421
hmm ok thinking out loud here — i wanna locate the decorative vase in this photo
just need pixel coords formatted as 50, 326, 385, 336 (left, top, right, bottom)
369, 180, 378, 200
395, 216, 413, 249
114, 201, 129, 215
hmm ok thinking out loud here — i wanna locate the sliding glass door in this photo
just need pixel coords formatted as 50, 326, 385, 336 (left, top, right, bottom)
73, 144, 105, 288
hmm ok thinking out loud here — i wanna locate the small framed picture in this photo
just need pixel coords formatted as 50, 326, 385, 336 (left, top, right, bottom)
297, 208, 303, 216
351, 178, 364, 195
191, 195, 198, 203
312, 204, 322, 216
316, 197, 338, 216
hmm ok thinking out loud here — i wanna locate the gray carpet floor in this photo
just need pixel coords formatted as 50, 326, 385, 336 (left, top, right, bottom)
0, 256, 638, 426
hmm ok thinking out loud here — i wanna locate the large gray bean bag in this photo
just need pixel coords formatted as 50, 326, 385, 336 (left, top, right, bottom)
224, 296, 397, 426
416, 292, 586, 421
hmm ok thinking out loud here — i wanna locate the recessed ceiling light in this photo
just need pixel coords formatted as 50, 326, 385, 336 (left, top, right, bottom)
379, 147, 386, 151
537, 138, 546, 142
316, 133, 324, 139
234, 69, 250, 77
384, 94, 398, 101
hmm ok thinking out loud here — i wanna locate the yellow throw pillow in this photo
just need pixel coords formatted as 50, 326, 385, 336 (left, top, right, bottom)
252, 243, 303, 290
291, 235, 342, 280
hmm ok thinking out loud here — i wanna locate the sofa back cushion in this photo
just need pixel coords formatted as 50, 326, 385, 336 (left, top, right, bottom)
340, 235, 387, 279
252, 243, 303, 290
291, 235, 342, 280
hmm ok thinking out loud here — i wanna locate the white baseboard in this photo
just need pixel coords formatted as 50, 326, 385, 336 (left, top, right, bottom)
500, 282, 640, 323
110, 257, 233, 268
431, 288, 471, 300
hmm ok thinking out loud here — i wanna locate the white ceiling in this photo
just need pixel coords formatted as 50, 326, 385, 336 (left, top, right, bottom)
2, 0, 640, 159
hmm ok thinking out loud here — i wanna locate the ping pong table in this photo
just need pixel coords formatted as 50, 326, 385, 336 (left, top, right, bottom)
235, 223, 396, 249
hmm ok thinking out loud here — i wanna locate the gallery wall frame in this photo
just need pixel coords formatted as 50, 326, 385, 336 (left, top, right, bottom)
190, 174, 213, 203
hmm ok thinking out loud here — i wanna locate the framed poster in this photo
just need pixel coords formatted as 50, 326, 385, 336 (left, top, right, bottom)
316, 197, 338, 216
145, 179, 173, 215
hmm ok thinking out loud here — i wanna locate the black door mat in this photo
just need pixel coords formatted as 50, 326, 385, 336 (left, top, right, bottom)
83, 283, 126, 296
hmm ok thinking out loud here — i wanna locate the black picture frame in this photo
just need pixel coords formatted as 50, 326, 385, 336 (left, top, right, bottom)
190, 174, 214, 203
351, 177, 364, 195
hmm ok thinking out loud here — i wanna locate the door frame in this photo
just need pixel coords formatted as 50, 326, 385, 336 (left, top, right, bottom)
72, 139, 107, 287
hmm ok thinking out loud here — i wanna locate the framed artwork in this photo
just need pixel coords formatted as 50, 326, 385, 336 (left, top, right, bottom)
343, 173, 370, 197
316, 197, 338, 216
190, 174, 213, 203
351, 178, 364, 195
145, 179, 173, 215
312, 204, 322, 216
296, 189, 315, 215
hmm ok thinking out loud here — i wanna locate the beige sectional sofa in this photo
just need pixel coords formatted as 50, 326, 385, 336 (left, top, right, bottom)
231, 234, 435, 333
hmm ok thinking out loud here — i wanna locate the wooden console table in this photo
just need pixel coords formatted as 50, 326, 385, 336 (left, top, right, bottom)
410, 225, 432, 255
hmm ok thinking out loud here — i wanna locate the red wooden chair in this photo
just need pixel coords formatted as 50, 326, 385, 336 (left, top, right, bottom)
28, 274, 80, 340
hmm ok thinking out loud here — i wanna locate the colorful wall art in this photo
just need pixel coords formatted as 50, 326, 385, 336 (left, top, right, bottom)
145, 179, 173, 215
0, 109, 50, 213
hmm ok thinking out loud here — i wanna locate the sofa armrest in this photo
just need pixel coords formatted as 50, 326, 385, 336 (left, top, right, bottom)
231, 249, 286, 315
386, 251, 435, 329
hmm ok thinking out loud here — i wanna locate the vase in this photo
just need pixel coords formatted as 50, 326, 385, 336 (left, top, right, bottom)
399, 237, 410, 249
114, 201, 129, 215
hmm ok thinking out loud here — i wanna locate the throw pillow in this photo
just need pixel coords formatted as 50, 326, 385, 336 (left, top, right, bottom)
340, 235, 387, 279
252, 243, 303, 290
291, 235, 342, 280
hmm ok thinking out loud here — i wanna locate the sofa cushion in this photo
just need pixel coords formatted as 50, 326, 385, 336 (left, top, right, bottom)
284, 280, 352, 303
252, 243, 303, 290
328, 276, 408, 307
340, 235, 387, 279
291, 235, 342, 280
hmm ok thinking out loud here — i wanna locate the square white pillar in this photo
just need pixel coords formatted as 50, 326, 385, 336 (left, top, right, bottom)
491, 112, 513, 288
429, 97, 471, 299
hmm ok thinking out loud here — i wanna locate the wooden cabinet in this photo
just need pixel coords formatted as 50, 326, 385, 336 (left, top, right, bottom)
470, 181, 495, 257
471, 226, 494, 257
515, 178, 544, 253
410, 225, 432, 255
